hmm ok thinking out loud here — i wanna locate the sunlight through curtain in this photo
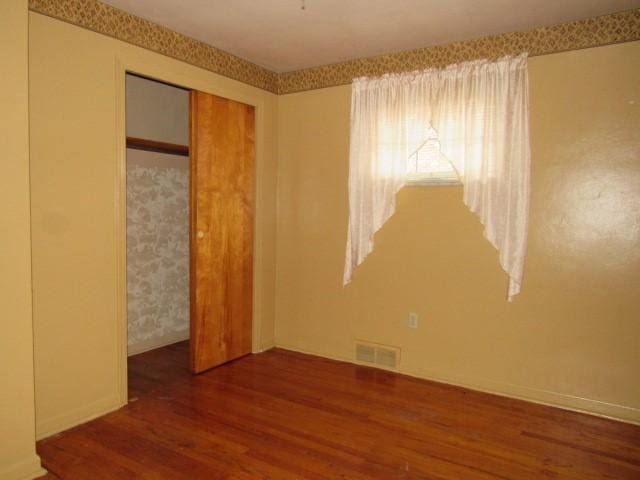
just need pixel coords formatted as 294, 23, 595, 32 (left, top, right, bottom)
343, 54, 530, 299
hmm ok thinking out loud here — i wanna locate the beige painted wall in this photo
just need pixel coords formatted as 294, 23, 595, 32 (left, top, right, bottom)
276, 41, 640, 423
24, 6, 639, 449
0, 1, 46, 479
29, 12, 278, 439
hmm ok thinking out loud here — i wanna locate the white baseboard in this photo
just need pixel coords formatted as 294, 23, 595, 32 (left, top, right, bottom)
127, 329, 189, 357
0, 455, 46, 480
275, 342, 640, 426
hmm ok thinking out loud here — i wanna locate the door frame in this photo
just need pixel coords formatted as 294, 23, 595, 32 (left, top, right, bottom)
114, 58, 267, 405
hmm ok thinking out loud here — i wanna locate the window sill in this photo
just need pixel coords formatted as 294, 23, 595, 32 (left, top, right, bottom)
405, 178, 462, 187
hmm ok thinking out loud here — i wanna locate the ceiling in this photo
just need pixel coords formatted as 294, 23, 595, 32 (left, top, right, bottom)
101, 0, 639, 72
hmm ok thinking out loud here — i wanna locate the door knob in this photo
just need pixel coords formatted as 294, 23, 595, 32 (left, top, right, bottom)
197, 230, 205, 239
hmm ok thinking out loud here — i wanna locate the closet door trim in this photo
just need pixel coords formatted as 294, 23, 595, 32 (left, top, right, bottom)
115, 60, 266, 404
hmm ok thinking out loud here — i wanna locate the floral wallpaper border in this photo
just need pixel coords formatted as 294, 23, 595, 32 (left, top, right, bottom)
29, 0, 279, 93
29, 0, 639, 95
278, 9, 640, 93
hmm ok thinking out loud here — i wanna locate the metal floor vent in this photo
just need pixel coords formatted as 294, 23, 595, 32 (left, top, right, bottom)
355, 341, 400, 370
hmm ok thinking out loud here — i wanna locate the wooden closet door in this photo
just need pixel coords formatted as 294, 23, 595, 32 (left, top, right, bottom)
190, 90, 254, 374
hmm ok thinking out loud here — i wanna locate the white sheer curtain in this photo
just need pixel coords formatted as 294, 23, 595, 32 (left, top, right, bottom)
344, 54, 530, 299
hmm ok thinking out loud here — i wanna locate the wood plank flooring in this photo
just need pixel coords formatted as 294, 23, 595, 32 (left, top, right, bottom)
37, 341, 640, 479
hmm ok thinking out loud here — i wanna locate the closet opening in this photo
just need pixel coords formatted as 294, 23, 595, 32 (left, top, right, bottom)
124, 73, 256, 399
125, 73, 191, 397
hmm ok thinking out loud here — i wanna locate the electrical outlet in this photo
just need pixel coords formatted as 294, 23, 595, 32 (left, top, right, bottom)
408, 312, 418, 329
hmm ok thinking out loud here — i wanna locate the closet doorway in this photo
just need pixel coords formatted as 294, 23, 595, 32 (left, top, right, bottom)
125, 74, 254, 393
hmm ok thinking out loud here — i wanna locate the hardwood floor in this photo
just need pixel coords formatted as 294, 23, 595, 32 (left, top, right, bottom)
37, 341, 640, 479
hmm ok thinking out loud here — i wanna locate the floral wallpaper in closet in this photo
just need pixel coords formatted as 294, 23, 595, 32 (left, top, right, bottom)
126, 161, 189, 347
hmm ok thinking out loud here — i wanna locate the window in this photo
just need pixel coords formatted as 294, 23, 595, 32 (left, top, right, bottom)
345, 54, 530, 298
406, 128, 461, 186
